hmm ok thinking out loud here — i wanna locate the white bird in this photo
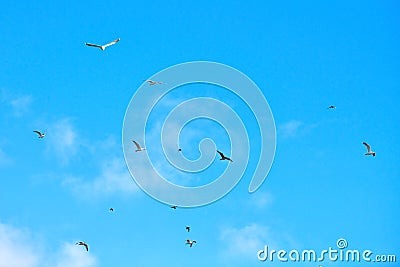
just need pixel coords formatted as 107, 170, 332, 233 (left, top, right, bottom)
363, 142, 376, 157
33, 130, 45, 138
85, 38, 120, 51
145, 80, 164, 86
132, 140, 146, 152
75, 241, 89, 251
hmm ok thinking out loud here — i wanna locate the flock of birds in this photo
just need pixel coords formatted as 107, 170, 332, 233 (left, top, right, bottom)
30, 37, 377, 253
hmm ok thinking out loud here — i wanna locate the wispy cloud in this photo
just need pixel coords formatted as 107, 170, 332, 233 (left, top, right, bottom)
0, 147, 12, 167
278, 120, 304, 139
64, 156, 139, 198
45, 118, 81, 165
55, 243, 96, 267
219, 223, 277, 260
0, 222, 97, 267
0, 88, 33, 117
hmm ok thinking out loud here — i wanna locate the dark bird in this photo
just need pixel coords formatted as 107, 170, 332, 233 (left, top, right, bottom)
33, 130, 45, 138
186, 239, 197, 247
85, 38, 120, 51
217, 150, 233, 162
178, 148, 182, 152
327, 105, 336, 109
145, 80, 164, 86
132, 140, 146, 152
363, 142, 376, 157
171, 205, 177, 209
76, 241, 89, 251
109, 208, 114, 212
186, 226, 190, 232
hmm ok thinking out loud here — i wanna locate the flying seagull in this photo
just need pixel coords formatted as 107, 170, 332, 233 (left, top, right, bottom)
217, 150, 233, 162
132, 140, 146, 152
76, 241, 89, 251
85, 38, 120, 51
186, 226, 190, 232
186, 239, 197, 247
33, 130, 45, 138
327, 105, 336, 109
109, 208, 114, 212
171, 205, 177, 209
363, 142, 376, 157
145, 80, 164, 86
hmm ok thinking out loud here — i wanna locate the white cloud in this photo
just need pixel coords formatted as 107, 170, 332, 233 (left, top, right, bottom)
63, 156, 139, 198
45, 118, 80, 165
0, 223, 97, 267
0, 88, 33, 117
278, 120, 304, 138
219, 223, 276, 260
0, 223, 39, 267
55, 243, 96, 267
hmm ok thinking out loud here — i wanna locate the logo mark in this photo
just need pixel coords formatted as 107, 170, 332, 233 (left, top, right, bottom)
122, 61, 276, 207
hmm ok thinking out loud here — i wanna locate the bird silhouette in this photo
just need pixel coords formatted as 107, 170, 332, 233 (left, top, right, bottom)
132, 140, 146, 152
186, 226, 190, 232
109, 208, 114, 212
186, 239, 197, 247
327, 105, 336, 109
76, 241, 89, 251
85, 38, 120, 51
217, 150, 233, 162
33, 130, 45, 138
363, 142, 376, 157
171, 205, 177, 209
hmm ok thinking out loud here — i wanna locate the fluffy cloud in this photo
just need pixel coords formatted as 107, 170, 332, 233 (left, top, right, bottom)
0, 223, 96, 267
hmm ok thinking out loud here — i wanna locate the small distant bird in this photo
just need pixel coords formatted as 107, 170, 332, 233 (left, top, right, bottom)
85, 38, 120, 51
145, 80, 164, 86
186, 226, 190, 232
132, 140, 146, 152
327, 105, 336, 109
363, 142, 376, 157
178, 148, 182, 152
186, 239, 197, 247
33, 130, 45, 138
171, 205, 177, 209
76, 241, 89, 251
217, 150, 233, 162
109, 208, 114, 212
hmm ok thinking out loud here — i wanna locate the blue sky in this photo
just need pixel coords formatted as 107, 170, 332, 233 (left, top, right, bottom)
1, 1, 399, 267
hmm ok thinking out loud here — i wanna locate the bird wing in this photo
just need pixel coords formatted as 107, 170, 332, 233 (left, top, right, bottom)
84, 243, 89, 251
363, 142, 371, 152
85, 42, 102, 48
33, 130, 42, 135
103, 38, 120, 48
132, 140, 141, 150
217, 150, 224, 158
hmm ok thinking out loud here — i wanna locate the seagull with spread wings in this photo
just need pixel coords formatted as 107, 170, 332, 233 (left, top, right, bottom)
363, 142, 376, 157
327, 105, 336, 109
85, 38, 120, 51
76, 241, 89, 251
33, 130, 45, 138
217, 150, 233, 162
132, 140, 146, 152
145, 80, 164, 86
